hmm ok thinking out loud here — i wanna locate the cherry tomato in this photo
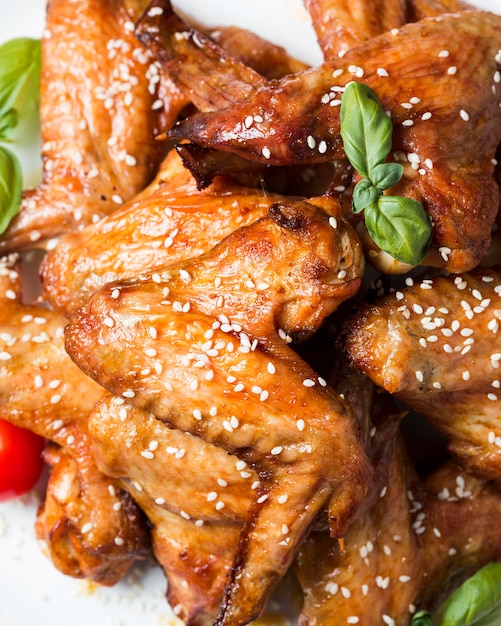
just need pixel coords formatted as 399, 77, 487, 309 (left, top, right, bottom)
0, 419, 45, 502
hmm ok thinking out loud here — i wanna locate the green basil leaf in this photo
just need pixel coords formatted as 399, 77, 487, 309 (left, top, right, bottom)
0, 38, 41, 123
441, 563, 501, 626
0, 145, 23, 235
371, 162, 404, 191
352, 178, 381, 213
411, 611, 435, 626
340, 81, 393, 178
0, 108, 18, 141
365, 195, 431, 265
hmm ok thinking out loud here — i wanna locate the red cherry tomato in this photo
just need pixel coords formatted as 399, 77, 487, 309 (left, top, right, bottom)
0, 419, 45, 502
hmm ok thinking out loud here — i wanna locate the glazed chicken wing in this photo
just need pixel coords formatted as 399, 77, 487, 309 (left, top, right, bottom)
40, 149, 293, 317
297, 442, 501, 625
65, 197, 371, 626
304, 0, 408, 59
89, 396, 256, 625
0, 0, 186, 253
166, 11, 501, 273
0, 253, 149, 584
296, 359, 501, 625
344, 266, 501, 483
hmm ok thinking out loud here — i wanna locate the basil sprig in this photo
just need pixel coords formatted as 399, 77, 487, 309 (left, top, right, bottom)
0, 37, 41, 235
411, 563, 501, 626
340, 81, 432, 266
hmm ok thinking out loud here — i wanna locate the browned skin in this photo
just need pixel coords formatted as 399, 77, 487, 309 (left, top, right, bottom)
40, 149, 294, 317
344, 266, 501, 483
296, 361, 501, 625
65, 198, 371, 626
0, 0, 186, 254
296, 446, 501, 626
408, 0, 475, 20
0, 254, 150, 584
207, 27, 308, 79
304, 0, 408, 59
136, 0, 265, 113
167, 12, 501, 274
89, 396, 256, 625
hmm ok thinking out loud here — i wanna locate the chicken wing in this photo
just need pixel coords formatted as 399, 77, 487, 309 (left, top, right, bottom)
0, 0, 186, 253
296, 442, 501, 626
304, 0, 407, 60
40, 148, 293, 317
167, 11, 501, 273
344, 266, 501, 483
0, 253, 149, 584
89, 395, 256, 625
65, 197, 371, 626
295, 355, 501, 625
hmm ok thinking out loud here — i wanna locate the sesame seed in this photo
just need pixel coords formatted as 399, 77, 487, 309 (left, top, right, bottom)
262, 147, 271, 159
459, 109, 470, 121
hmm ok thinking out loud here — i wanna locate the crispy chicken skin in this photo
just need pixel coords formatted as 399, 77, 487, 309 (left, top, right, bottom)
344, 266, 501, 482
0, 0, 186, 253
0, 254, 149, 584
296, 445, 501, 626
304, 0, 408, 59
40, 149, 293, 317
408, 0, 474, 20
296, 361, 501, 626
89, 396, 256, 625
136, 0, 265, 114
166, 11, 501, 273
65, 198, 371, 626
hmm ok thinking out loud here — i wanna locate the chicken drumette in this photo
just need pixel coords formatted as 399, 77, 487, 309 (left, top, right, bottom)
65, 197, 371, 626
0, 253, 150, 584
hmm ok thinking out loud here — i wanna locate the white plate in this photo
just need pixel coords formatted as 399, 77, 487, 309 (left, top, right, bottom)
0, 1, 499, 625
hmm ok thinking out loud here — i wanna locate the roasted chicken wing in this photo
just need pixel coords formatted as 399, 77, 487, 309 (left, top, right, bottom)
0, 0, 186, 253
296, 444, 501, 626
0, 253, 149, 584
166, 11, 501, 273
344, 266, 501, 483
40, 149, 293, 317
89, 396, 256, 625
65, 197, 371, 626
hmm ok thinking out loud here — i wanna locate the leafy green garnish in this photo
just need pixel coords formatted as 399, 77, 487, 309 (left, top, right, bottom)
441, 563, 501, 626
0, 145, 23, 234
411, 563, 501, 626
0, 38, 41, 140
340, 81, 432, 266
412, 611, 435, 626
0, 37, 41, 234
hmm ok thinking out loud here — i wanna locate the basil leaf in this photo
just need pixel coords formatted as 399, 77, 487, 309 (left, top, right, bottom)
365, 196, 432, 265
340, 82, 393, 178
411, 611, 435, 626
0, 108, 18, 141
0, 145, 23, 235
352, 178, 381, 213
0, 38, 41, 123
371, 162, 404, 191
441, 563, 501, 626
